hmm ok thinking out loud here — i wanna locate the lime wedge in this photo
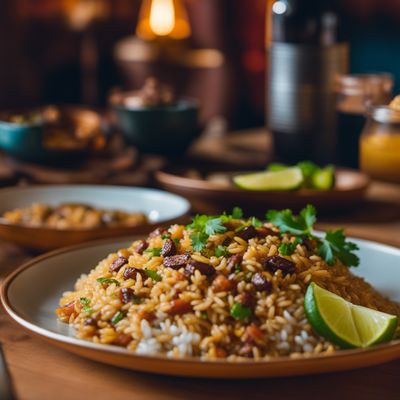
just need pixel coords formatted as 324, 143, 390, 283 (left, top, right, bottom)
267, 163, 288, 172
311, 166, 335, 190
304, 282, 398, 348
233, 167, 303, 191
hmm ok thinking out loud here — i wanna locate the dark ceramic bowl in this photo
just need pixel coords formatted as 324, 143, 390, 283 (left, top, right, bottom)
112, 99, 200, 156
0, 106, 103, 165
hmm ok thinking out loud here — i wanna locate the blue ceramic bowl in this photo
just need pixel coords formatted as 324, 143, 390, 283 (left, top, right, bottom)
0, 107, 102, 164
113, 99, 200, 156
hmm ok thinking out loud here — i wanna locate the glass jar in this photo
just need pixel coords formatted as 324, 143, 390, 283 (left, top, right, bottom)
360, 106, 400, 183
335, 74, 393, 168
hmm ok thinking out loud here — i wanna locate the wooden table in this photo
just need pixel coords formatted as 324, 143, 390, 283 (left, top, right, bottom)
0, 130, 399, 400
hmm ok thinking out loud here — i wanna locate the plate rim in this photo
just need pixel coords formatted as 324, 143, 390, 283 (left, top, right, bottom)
1, 234, 399, 376
0, 184, 191, 233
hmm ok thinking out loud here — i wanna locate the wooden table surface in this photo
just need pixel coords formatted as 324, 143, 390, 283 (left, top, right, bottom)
0, 130, 399, 400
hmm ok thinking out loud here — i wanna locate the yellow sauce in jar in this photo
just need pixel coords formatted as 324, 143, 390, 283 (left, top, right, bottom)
360, 134, 400, 183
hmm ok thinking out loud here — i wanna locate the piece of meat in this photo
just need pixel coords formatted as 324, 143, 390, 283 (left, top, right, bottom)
109, 256, 128, 273
161, 238, 177, 257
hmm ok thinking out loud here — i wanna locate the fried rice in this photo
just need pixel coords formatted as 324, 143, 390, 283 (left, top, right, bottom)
56, 219, 400, 361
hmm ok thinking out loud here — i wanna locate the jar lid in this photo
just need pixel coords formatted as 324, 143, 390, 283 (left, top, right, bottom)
335, 73, 393, 96
370, 106, 400, 124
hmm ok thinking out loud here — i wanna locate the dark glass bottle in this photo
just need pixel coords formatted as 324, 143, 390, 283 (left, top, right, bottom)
266, 0, 349, 163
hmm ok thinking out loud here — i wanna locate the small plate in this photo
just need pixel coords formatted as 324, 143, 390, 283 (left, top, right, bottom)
1, 236, 399, 378
0, 185, 190, 250
156, 167, 370, 214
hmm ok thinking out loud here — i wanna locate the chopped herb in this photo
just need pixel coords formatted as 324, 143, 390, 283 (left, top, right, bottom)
79, 297, 93, 314
266, 205, 316, 237
230, 303, 251, 320
231, 207, 243, 219
172, 238, 180, 245
267, 205, 359, 267
161, 234, 170, 240
200, 311, 209, 320
111, 311, 125, 325
190, 231, 209, 252
144, 247, 162, 257
234, 264, 242, 273
204, 218, 227, 236
96, 277, 120, 286
234, 225, 246, 233
278, 238, 302, 256
144, 268, 162, 282
80, 297, 90, 306
215, 245, 228, 257
251, 217, 263, 228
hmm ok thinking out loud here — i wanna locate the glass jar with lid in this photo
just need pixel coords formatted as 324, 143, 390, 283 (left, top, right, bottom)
335, 73, 393, 168
360, 106, 400, 183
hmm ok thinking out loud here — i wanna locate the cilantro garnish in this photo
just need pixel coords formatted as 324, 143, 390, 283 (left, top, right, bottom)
79, 297, 93, 314
190, 231, 209, 252
266, 205, 359, 267
251, 217, 263, 228
266, 205, 316, 236
111, 311, 125, 325
215, 245, 228, 257
231, 207, 243, 219
144, 268, 162, 282
318, 229, 359, 266
278, 238, 302, 256
144, 247, 162, 257
96, 277, 120, 286
230, 303, 251, 320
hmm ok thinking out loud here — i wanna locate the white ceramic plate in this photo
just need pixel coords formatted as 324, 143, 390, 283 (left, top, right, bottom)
0, 185, 190, 250
1, 236, 399, 378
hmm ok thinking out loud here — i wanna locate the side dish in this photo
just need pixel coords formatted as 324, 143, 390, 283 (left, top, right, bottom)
56, 206, 399, 360
233, 161, 335, 191
1, 203, 148, 230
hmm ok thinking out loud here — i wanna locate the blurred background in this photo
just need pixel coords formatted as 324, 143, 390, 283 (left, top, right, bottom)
2, 0, 400, 130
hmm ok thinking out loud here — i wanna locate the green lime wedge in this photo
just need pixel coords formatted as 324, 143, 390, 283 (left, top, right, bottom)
267, 163, 288, 172
304, 282, 398, 349
311, 166, 335, 190
233, 167, 303, 191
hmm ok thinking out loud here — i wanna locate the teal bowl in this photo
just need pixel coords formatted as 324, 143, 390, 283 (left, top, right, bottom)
0, 107, 102, 164
113, 99, 200, 156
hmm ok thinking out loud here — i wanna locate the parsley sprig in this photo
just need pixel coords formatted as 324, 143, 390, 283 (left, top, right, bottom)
266, 205, 359, 267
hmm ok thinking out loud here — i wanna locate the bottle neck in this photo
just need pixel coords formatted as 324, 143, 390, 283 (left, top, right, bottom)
266, 0, 344, 48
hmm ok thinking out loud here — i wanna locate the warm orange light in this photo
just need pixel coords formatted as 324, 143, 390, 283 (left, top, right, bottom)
136, 0, 191, 40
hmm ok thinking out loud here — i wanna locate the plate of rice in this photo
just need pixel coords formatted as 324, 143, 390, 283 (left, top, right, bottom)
2, 206, 400, 378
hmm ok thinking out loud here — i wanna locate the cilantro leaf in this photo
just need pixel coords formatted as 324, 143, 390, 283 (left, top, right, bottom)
96, 277, 120, 286
317, 229, 359, 267
111, 311, 125, 325
144, 247, 162, 257
231, 207, 243, 219
190, 231, 208, 252
215, 245, 228, 257
250, 216, 263, 228
278, 238, 301, 256
79, 297, 93, 314
144, 268, 162, 281
204, 218, 227, 236
266, 208, 311, 236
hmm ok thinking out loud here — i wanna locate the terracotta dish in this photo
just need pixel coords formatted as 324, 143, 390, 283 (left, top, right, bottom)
156, 167, 370, 214
0, 185, 190, 250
